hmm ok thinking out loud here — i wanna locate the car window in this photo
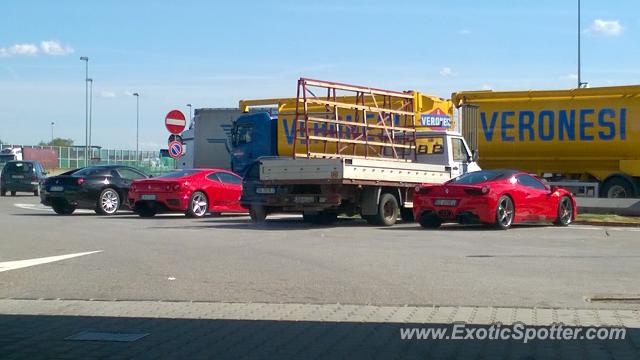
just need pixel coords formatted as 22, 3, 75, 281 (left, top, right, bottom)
216, 172, 242, 185
73, 167, 110, 177
157, 170, 200, 178
117, 168, 147, 180
516, 174, 547, 190
206, 173, 221, 182
4, 162, 34, 173
449, 170, 507, 185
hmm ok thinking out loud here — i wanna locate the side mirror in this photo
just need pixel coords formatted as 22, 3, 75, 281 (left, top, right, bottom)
470, 149, 479, 163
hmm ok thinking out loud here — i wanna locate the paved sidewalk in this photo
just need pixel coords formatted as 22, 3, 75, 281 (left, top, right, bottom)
1, 299, 639, 359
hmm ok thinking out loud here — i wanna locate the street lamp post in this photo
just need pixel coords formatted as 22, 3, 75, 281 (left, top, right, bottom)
80, 56, 89, 166
51, 122, 55, 142
88, 78, 93, 162
186, 103, 192, 123
133, 92, 140, 166
577, 0, 588, 88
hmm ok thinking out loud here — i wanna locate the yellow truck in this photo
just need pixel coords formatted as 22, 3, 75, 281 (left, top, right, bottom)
453, 85, 640, 198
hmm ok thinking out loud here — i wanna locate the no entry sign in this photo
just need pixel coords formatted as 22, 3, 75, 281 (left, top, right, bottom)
168, 140, 183, 159
165, 110, 186, 134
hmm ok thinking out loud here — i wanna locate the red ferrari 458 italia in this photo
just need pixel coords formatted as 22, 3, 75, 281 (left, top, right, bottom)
128, 169, 247, 217
413, 169, 577, 230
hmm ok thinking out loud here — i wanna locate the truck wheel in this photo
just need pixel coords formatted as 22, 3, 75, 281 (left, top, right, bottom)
373, 193, 399, 226
601, 178, 635, 198
554, 196, 574, 226
52, 201, 76, 215
0, 187, 5, 196
419, 213, 441, 229
10, 191, 16, 196
249, 205, 267, 223
400, 207, 414, 222
495, 195, 514, 230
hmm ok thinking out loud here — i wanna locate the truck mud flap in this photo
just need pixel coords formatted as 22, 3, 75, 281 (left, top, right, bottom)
360, 187, 381, 216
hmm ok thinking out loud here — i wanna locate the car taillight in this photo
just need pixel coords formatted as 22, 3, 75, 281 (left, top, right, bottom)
464, 186, 490, 195
77, 178, 85, 185
173, 184, 180, 191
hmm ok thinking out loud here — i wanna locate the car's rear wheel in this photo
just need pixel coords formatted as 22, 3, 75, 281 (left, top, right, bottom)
138, 207, 157, 218
96, 188, 120, 215
52, 201, 75, 215
249, 205, 267, 223
419, 213, 442, 229
495, 195, 514, 230
554, 196, 573, 226
186, 191, 208, 218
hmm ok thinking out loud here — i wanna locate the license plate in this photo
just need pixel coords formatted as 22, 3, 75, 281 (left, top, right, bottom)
294, 196, 314, 204
49, 186, 64, 192
434, 199, 457, 206
256, 187, 276, 194
141, 194, 156, 200
11, 175, 24, 179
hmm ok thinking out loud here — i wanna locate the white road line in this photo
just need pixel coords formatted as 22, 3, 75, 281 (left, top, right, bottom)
0, 251, 102, 273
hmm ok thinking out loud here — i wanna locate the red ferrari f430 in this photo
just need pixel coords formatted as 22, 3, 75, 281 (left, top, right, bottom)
413, 169, 577, 230
129, 169, 247, 217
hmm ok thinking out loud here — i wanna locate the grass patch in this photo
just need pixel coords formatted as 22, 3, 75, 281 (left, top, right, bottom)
576, 213, 640, 224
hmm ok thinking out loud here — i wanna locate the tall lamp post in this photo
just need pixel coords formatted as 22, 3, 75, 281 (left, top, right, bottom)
51, 122, 55, 142
186, 103, 193, 123
87, 78, 93, 162
80, 56, 89, 166
133, 92, 140, 166
577, 0, 588, 88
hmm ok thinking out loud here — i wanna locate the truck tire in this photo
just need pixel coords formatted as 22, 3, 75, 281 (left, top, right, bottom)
10, 191, 16, 196
249, 205, 267, 223
601, 177, 636, 198
553, 196, 573, 226
0, 187, 5, 196
400, 207, 414, 222
372, 193, 399, 226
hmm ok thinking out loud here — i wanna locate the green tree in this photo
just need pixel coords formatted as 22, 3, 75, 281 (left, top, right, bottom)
38, 138, 74, 147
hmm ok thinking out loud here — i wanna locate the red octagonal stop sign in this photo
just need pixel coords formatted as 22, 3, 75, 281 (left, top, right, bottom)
165, 110, 186, 135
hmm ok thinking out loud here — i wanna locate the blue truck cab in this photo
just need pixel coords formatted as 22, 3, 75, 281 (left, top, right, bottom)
230, 112, 278, 175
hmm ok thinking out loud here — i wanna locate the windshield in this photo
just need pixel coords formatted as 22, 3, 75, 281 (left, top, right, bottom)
155, 170, 201, 178
448, 170, 507, 184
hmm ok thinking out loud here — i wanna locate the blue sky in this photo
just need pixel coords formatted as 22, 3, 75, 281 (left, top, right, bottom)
1, 0, 638, 149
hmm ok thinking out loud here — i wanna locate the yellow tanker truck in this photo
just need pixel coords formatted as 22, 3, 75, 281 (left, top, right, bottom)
453, 85, 640, 198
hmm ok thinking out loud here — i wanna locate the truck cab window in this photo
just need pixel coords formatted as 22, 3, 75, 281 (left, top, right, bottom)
233, 125, 253, 145
451, 138, 467, 162
415, 136, 444, 155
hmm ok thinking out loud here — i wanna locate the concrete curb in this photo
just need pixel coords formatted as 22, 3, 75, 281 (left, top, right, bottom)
573, 221, 640, 228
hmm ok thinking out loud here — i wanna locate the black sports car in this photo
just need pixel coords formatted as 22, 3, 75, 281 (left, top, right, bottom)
41, 165, 149, 215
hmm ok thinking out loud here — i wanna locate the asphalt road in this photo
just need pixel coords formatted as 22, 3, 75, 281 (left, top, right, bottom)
1, 195, 639, 310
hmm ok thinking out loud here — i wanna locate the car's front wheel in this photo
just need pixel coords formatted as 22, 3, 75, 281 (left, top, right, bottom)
96, 188, 120, 215
554, 196, 573, 226
495, 195, 514, 230
186, 191, 208, 218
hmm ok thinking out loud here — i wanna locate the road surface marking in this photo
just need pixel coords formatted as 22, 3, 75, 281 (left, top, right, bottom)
0, 251, 102, 273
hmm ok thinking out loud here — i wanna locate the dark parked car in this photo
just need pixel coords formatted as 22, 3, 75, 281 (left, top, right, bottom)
1, 160, 48, 196
41, 165, 149, 215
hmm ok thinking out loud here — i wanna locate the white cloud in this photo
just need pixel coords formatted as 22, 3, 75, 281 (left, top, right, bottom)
586, 19, 623, 37
481, 84, 493, 90
563, 74, 579, 80
457, 29, 471, 35
439, 67, 457, 77
99, 91, 117, 98
0, 43, 39, 57
40, 40, 74, 55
